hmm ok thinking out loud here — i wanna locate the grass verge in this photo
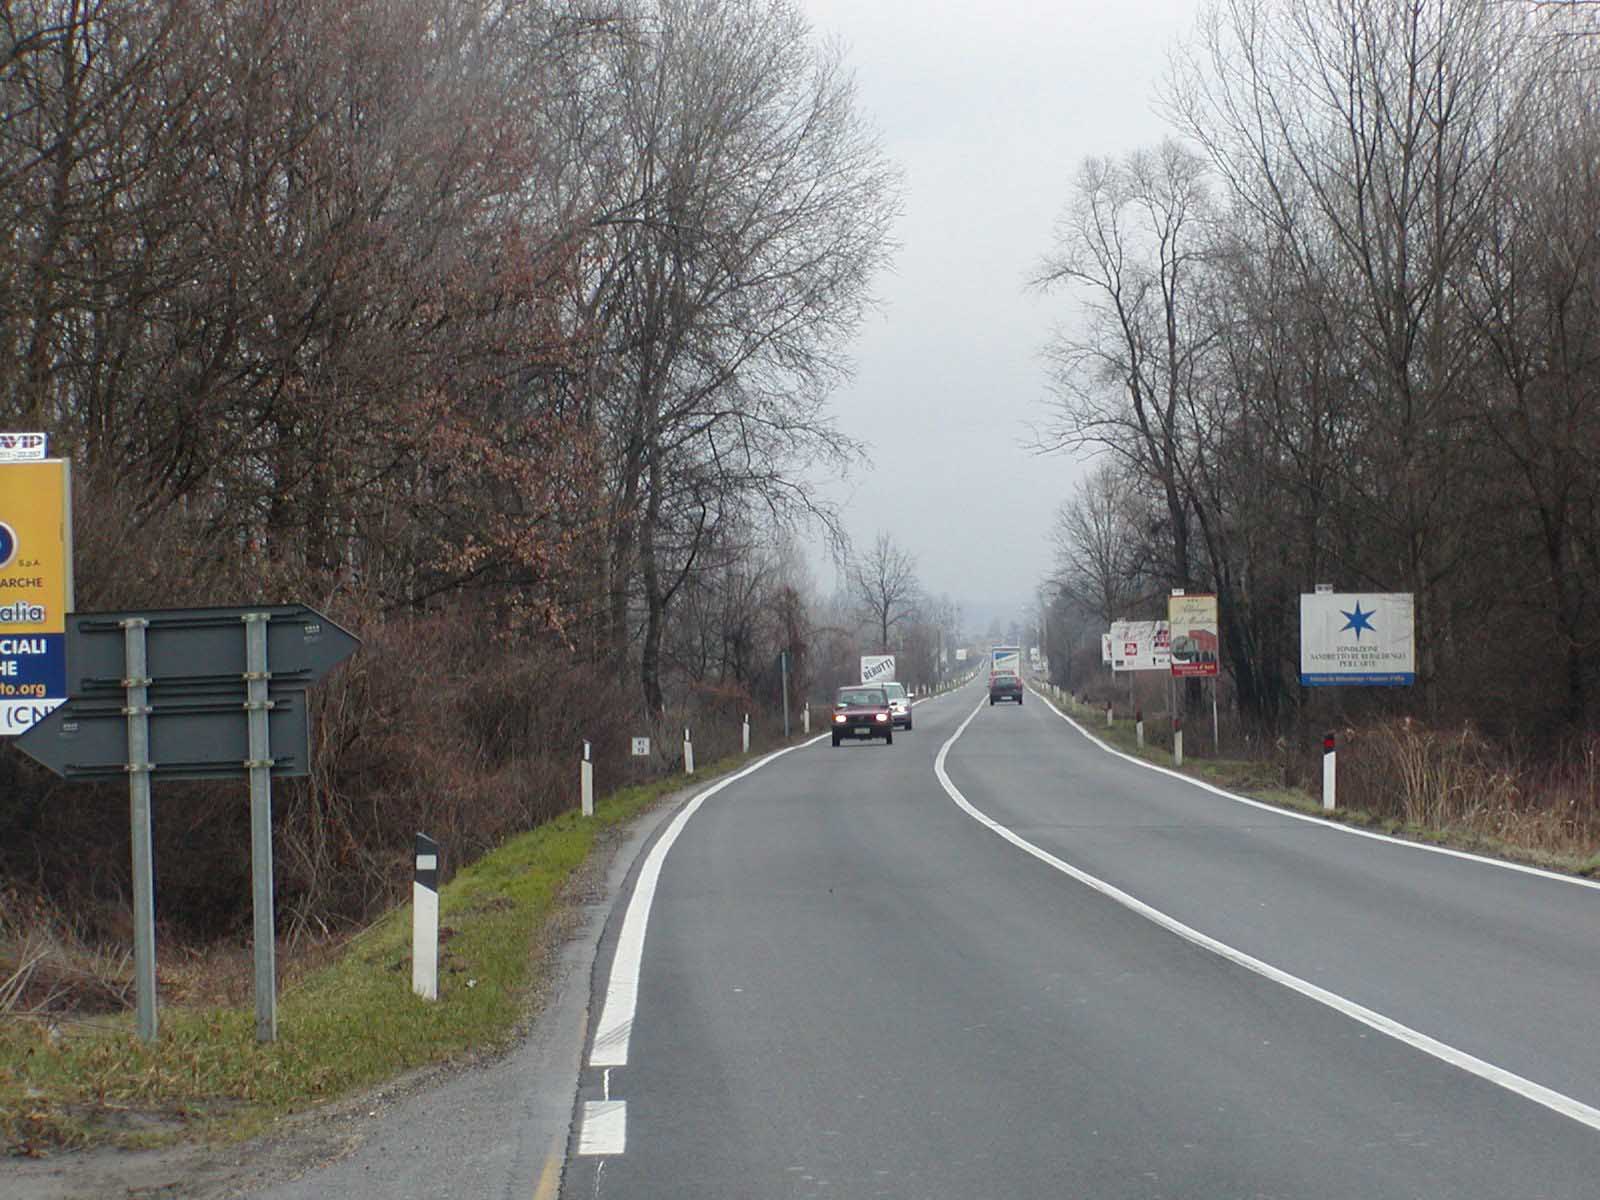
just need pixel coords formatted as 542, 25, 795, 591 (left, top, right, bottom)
1, 752, 760, 1158
1038, 685, 1600, 880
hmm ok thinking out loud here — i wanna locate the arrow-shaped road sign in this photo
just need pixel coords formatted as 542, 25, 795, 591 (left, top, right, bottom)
14, 690, 312, 779
63, 604, 359, 696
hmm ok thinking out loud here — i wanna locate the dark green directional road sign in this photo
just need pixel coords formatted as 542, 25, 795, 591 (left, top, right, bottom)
15, 689, 311, 779
11, 602, 359, 1044
64, 604, 359, 696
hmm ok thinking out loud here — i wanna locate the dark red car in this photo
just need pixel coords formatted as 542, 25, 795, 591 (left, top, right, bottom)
831, 685, 895, 746
989, 671, 1023, 705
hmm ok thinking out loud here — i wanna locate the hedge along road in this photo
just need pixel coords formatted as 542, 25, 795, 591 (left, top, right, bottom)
564, 677, 1600, 1199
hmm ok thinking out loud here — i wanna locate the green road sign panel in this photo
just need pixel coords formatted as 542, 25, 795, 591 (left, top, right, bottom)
65, 604, 359, 696
14, 691, 311, 779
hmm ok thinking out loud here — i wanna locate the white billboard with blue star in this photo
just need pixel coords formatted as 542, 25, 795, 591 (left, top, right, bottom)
1299, 593, 1415, 686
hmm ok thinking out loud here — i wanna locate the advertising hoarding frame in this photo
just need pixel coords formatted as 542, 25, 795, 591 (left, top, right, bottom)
1168, 593, 1220, 679
1109, 620, 1170, 672
0, 457, 71, 735
1299, 592, 1415, 686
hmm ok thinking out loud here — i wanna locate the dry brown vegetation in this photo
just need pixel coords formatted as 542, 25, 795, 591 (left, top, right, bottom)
0, 0, 905, 1020
1037, 1, 1600, 871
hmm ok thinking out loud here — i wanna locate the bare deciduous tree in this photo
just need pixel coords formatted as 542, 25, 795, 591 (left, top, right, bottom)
570, 0, 899, 713
847, 532, 920, 652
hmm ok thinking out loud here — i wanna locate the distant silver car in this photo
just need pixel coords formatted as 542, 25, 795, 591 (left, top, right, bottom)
881, 681, 913, 729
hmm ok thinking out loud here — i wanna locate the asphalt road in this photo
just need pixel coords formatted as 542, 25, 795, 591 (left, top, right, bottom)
562, 678, 1600, 1199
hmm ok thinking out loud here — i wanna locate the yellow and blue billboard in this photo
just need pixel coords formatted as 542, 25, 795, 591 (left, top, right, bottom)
0, 459, 71, 733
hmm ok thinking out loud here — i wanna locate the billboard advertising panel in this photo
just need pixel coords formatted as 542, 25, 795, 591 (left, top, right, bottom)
0, 459, 70, 733
1110, 620, 1170, 672
860, 654, 896, 683
1168, 593, 1219, 678
1299, 593, 1415, 686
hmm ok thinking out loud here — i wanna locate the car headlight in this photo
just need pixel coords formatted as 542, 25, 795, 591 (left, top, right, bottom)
833, 713, 847, 723
875, 712, 888, 722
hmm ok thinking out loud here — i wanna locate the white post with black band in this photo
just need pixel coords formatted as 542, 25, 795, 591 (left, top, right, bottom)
413, 833, 440, 1001
683, 726, 694, 775
1323, 731, 1337, 811
581, 739, 594, 817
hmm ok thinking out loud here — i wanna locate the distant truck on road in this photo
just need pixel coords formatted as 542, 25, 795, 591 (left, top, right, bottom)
989, 645, 1021, 679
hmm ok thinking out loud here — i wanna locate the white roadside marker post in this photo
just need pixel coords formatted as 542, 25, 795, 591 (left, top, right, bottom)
684, 727, 694, 775
581, 739, 594, 817
1135, 708, 1144, 749
1173, 716, 1184, 767
742, 713, 750, 754
803, 705, 810, 735
413, 834, 440, 1002
1323, 731, 1337, 811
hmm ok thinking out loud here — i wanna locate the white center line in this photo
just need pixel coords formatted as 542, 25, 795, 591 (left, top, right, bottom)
936, 696, 1600, 1134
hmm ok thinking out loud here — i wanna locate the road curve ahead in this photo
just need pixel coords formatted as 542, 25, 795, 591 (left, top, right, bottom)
563, 679, 1600, 1199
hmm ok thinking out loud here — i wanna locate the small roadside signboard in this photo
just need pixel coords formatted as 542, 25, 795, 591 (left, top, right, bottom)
860, 654, 895, 683
631, 736, 650, 756
1109, 620, 1170, 671
1168, 593, 1220, 678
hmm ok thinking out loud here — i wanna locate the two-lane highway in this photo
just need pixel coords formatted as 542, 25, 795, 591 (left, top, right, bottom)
563, 680, 1600, 1198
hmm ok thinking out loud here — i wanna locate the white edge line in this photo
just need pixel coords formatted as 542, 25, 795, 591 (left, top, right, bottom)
936, 696, 1600, 1133
1028, 685, 1600, 893
588, 734, 829, 1068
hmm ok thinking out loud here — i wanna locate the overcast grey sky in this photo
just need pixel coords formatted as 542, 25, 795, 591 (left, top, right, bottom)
799, 0, 1201, 636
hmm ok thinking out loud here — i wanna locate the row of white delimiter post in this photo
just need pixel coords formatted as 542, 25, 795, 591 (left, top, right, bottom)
416, 692, 967, 1002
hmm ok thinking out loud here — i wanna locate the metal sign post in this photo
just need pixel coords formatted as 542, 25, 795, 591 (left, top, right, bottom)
13, 603, 360, 1047
123, 618, 158, 1043
244, 614, 277, 1042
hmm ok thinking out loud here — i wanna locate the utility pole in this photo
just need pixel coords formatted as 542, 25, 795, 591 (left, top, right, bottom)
780, 650, 790, 737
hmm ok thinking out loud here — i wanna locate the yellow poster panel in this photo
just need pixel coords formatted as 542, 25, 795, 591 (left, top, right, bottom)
0, 460, 70, 634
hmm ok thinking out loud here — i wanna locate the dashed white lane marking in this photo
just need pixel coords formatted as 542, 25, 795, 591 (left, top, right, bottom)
577, 1100, 627, 1156
937, 697, 1600, 1134
589, 736, 827, 1069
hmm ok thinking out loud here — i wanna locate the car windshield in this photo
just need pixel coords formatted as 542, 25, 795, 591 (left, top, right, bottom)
883, 683, 906, 700
837, 688, 885, 707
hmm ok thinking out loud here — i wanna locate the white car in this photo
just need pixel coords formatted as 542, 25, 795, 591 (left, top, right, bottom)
881, 681, 913, 730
